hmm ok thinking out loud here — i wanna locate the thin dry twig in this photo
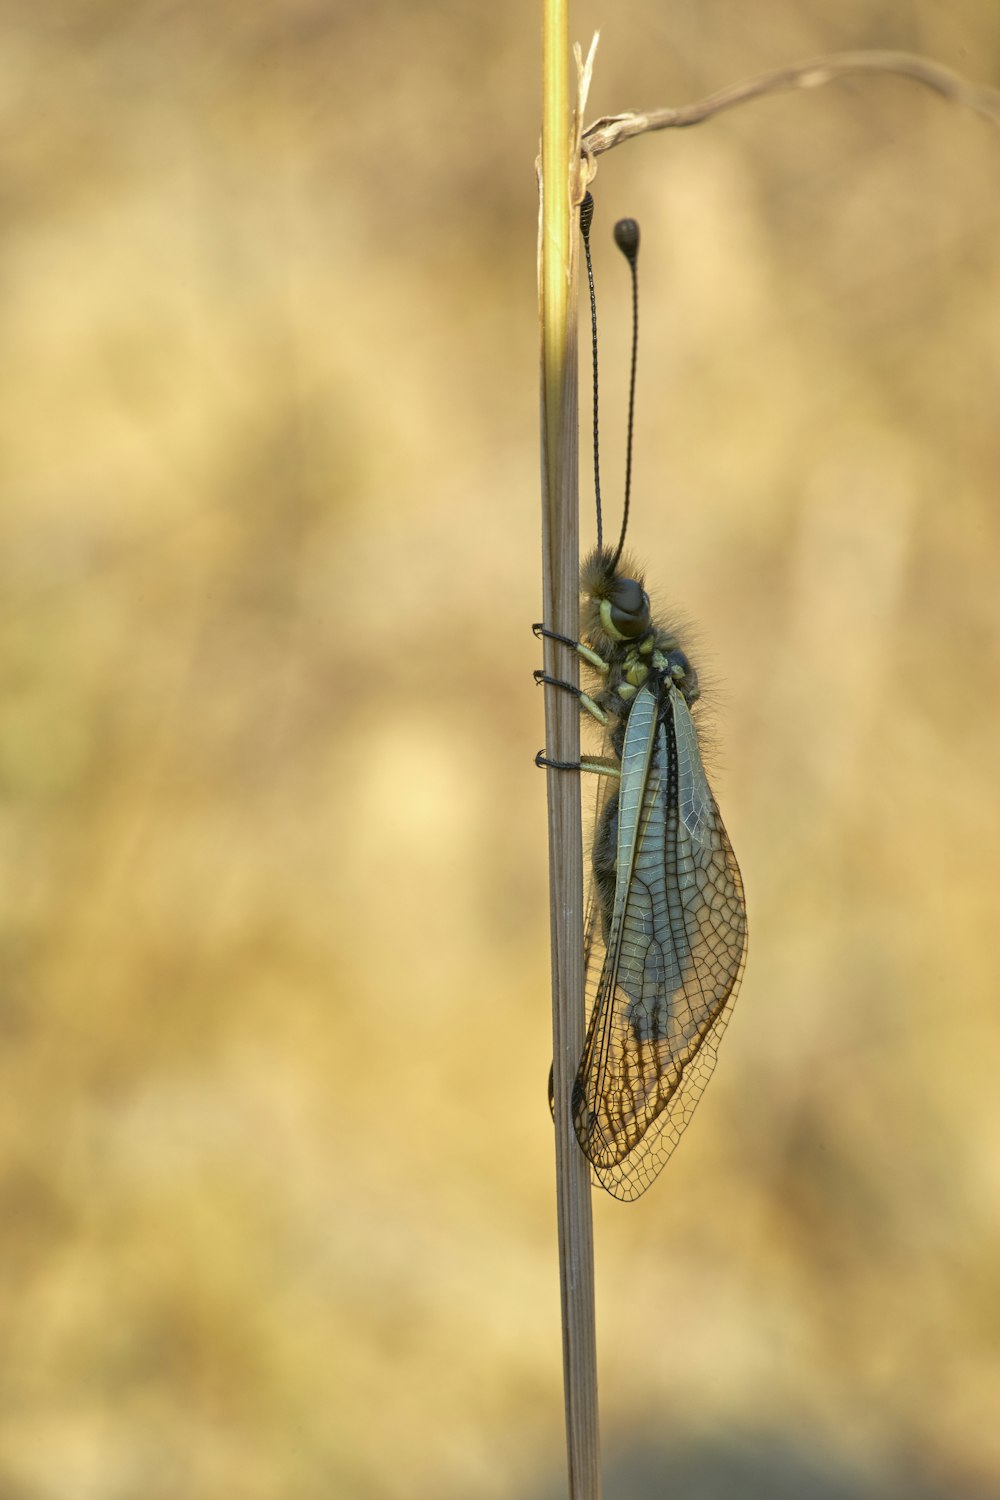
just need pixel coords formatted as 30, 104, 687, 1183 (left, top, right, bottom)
539, 11, 600, 1500
582, 49, 1000, 158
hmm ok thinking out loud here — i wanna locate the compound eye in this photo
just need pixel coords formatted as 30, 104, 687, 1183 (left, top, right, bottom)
609, 578, 651, 638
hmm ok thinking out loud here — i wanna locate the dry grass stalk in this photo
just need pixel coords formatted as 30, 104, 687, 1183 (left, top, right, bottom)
539, 10, 601, 1500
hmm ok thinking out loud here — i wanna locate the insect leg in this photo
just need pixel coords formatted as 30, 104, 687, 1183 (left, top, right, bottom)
533, 670, 608, 726
533, 623, 609, 674
535, 750, 619, 776
534, 625, 614, 772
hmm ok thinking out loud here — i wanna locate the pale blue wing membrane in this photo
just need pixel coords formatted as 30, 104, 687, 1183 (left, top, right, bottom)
612, 684, 659, 913
574, 682, 747, 1201
672, 688, 714, 846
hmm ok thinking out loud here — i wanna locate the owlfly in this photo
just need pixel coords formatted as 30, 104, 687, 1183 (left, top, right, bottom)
536, 198, 747, 1201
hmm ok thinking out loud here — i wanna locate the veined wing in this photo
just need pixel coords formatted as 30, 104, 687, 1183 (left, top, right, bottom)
574, 682, 747, 1201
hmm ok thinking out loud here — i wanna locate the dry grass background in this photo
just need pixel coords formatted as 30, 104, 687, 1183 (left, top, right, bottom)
2, 1, 1000, 1497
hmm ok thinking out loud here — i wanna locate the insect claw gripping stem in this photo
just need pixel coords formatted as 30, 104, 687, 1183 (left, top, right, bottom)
533, 621, 576, 648
535, 750, 583, 772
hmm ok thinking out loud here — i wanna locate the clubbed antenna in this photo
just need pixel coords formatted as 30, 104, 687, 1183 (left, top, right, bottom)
579, 192, 603, 552
611, 216, 640, 569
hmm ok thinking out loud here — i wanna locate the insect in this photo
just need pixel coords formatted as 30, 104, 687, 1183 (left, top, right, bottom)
535, 196, 747, 1201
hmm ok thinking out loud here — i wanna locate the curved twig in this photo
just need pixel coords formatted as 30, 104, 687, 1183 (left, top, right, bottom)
582, 50, 1000, 158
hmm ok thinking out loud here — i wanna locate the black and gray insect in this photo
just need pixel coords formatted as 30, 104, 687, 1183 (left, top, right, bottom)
536, 197, 747, 1202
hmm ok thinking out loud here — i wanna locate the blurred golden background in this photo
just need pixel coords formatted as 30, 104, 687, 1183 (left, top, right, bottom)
2, 1, 1000, 1496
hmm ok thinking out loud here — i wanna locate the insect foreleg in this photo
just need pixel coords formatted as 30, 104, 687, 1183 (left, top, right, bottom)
532, 623, 610, 674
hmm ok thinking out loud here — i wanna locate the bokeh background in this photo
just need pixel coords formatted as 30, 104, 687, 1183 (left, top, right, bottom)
2, 1, 1000, 1496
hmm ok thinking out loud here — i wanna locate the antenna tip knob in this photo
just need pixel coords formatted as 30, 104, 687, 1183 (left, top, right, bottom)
580, 192, 594, 238
613, 217, 640, 264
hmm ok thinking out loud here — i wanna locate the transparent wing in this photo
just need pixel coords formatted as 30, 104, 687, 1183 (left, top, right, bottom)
574, 684, 747, 1202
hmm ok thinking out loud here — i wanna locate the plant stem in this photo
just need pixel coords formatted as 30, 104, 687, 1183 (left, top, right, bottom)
540, 3, 601, 1498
